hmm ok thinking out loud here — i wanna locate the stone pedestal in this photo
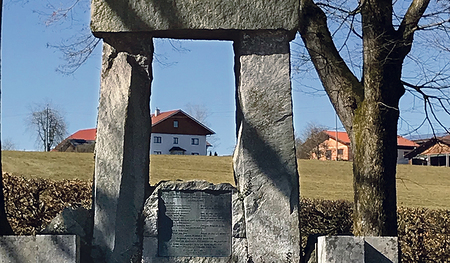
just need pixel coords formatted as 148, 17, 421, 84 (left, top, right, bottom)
141, 180, 244, 263
317, 236, 398, 263
233, 31, 301, 262
91, 35, 153, 263
0, 235, 80, 263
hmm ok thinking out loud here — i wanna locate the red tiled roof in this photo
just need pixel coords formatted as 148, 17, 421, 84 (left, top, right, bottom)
67, 109, 214, 141
69, 128, 97, 141
397, 135, 419, 147
151, 109, 179, 126
324, 131, 350, 144
324, 130, 418, 147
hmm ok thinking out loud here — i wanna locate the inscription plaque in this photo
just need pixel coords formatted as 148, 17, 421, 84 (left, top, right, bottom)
158, 190, 232, 257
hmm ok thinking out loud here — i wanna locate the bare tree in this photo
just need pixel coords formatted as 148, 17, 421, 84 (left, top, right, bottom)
184, 103, 210, 125
184, 103, 221, 154
27, 103, 67, 152
296, 122, 329, 159
298, 0, 450, 236
2, 138, 16, 151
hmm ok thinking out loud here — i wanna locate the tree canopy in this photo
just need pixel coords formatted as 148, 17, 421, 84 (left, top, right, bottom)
27, 103, 67, 152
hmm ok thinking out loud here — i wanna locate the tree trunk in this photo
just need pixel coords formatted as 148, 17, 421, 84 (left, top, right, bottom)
351, 99, 400, 236
0, 0, 14, 235
349, 0, 405, 236
298, 0, 428, 236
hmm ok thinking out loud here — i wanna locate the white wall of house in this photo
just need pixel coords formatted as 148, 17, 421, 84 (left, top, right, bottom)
150, 133, 208, 155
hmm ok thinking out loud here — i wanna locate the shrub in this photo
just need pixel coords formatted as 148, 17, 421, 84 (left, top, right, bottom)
2, 173, 450, 262
2, 173, 92, 235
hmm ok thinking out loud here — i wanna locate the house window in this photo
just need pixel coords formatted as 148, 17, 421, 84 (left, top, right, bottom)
154, 136, 162, 143
173, 120, 178, 128
153, 151, 162, 155
191, 152, 199, 155
191, 138, 199, 145
173, 137, 179, 144
325, 150, 332, 160
337, 149, 343, 155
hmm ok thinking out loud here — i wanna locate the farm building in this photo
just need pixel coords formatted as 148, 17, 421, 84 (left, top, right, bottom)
405, 135, 450, 167
311, 131, 418, 164
54, 109, 215, 155
52, 128, 96, 152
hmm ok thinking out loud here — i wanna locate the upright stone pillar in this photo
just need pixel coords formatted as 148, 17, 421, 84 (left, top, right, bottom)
233, 31, 301, 262
92, 34, 153, 263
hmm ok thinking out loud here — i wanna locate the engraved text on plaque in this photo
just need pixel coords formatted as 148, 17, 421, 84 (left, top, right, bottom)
158, 190, 232, 257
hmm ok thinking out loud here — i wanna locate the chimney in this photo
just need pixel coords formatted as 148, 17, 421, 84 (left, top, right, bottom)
155, 108, 160, 116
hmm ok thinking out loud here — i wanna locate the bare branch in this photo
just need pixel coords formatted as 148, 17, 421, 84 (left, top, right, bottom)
48, 33, 101, 75
299, 0, 363, 132
34, 0, 83, 26
418, 18, 450, 30
399, 0, 431, 39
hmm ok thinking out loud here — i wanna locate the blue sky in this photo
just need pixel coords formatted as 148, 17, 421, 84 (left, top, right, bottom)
2, 1, 449, 155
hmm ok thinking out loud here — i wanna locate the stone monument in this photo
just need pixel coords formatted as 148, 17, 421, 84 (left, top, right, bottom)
90, 0, 301, 262
142, 180, 242, 262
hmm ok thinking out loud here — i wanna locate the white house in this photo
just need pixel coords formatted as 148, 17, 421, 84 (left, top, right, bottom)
150, 109, 215, 155
54, 109, 215, 155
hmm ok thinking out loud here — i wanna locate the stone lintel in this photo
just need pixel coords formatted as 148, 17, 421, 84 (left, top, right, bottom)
92, 36, 153, 263
233, 31, 300, 262
91, 0, 299, 37
94, 29, 297, 42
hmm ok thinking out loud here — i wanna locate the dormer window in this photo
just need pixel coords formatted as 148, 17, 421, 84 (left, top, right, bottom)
174, 120, 178, 128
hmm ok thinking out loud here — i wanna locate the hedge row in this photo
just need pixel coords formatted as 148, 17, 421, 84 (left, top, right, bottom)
3, 173, 92, 235
2, 173, 450, 262
301, 198, 450, 262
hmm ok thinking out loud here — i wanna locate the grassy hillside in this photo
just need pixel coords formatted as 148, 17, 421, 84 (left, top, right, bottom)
2, 151, 450, 209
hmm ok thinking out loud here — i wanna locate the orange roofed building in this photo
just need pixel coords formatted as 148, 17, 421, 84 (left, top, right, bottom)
52, 128, 97, 152
312, 131, 418, 164
54, 109, 215, 155
405, 135, 450, 166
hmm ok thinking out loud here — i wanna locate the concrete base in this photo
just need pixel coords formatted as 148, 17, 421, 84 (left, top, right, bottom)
0, 235, 79, 263
317, 236, 398, 263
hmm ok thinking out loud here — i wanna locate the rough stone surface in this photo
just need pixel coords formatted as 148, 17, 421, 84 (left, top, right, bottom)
37, 235, 80, 263
43, 207, 93, 263
43, 207, 92, 241
90, 0, 299, 38
142, 180, 248, 263
233, 31, 301, 262
364, 237, 398, 263
317, 236, 398, 263
317, 236, 364, 263
91, 35, 153, 263
0, 235, 79, 263
0, 236, 37, 263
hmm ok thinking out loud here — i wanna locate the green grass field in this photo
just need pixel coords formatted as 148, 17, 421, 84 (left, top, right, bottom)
2, 151, 450, 210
